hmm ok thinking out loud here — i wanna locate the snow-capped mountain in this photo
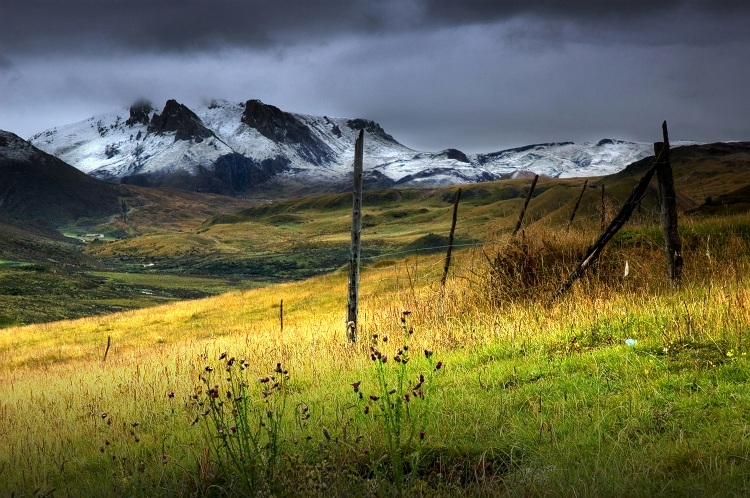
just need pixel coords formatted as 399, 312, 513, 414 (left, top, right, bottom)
30, 98, 660, 195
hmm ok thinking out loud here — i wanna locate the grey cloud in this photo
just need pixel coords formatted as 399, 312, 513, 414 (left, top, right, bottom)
2, 1, 748, 150
4, 0, 749, 56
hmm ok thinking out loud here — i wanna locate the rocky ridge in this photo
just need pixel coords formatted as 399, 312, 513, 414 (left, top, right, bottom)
29, 98, 660, 195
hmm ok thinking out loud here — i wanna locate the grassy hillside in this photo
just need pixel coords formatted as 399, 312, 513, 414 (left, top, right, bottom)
80, 142, 750, 285
3, 142, 750, 496
2, 214, 750, 496
3, 141, 750, 327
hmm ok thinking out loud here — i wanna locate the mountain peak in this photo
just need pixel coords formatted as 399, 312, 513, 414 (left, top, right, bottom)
126, 99, 154, 127
241, 99, 333, 165
147, 99, 215, 143
346, 118, 398, 144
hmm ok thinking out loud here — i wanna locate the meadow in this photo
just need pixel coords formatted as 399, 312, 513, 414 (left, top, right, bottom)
3, 158, 750, 496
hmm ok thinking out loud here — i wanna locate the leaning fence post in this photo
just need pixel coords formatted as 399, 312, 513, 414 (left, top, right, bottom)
513, 174, 539, 236
655, 121, 683, 282
441, 187, 462, 286
549, 160, 661, 305
567, 179, 588, 231
346, 130, 364, 343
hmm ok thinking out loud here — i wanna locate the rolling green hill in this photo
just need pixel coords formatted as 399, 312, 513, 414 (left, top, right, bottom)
2, 140, 750, 326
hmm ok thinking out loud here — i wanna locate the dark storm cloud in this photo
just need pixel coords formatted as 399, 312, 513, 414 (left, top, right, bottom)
2, 0, 748, 150
3, 0, 749, 55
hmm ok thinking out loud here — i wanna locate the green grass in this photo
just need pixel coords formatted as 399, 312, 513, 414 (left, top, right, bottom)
0, 260, 34, 268
0, 268, 266, 326
4, 150, 750, 495
2, 222, 750, 496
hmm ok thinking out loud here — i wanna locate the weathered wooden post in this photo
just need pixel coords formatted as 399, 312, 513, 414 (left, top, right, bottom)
549, 163, 659, 304
600, 185, 606, 231
279, 299, 283, 333
513, 174, 539, 236
549, 121, 682, 304
567, 179, 588, 231
655, 121, 683, 282
103, 335, 111, 362
441, 187, 462, 287
346, 130, 364, 343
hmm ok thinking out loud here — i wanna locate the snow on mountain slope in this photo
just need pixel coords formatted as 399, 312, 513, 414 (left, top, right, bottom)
29, 98, 664, 194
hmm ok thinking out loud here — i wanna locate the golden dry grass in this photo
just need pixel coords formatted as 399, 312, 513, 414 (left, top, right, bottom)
3, 218, 750, 496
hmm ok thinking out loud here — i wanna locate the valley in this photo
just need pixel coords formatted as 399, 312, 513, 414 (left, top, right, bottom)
2, 141, 750, 327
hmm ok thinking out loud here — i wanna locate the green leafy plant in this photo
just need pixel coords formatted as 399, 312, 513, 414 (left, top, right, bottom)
192, 353, 289, 493
352, 311, 443, 495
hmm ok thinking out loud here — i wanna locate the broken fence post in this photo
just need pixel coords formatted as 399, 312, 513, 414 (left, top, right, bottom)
441, 187, 462, 287
567, 179, 589, 231
513, 174, 539, 236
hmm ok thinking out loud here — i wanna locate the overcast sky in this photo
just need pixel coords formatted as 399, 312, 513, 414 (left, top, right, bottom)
2, 1, 749, 153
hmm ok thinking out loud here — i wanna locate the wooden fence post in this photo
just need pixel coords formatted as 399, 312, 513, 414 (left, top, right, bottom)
549, 162, 660, 304
279, 299, 283, 333
600, 185, 606, 231
655, 121, 683, 282
567, 179, 588, 231
346, 130, 364, 343
441, 187, 462, 287
103, 335, 111, 362
513, 174, 539, 236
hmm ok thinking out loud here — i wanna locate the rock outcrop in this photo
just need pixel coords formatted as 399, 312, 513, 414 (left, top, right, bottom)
148, 99, 215, 143
241, 99, 334, 165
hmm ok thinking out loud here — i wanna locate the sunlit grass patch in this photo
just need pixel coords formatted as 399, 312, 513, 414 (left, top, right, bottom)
3, 213, 750, 495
